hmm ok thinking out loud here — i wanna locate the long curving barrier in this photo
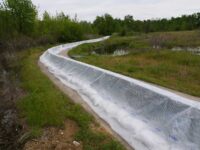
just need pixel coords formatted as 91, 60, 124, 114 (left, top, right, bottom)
40, 37, 200, 150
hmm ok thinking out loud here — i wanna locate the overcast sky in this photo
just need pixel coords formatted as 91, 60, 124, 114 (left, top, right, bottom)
32, 0, 200, 21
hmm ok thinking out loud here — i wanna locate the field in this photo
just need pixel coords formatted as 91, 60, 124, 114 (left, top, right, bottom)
18, 47, 125, 150
69, 31, 200, 97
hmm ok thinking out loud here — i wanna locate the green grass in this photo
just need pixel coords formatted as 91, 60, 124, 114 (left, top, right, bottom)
69, 31, 200, 97
17, 46, 125, 150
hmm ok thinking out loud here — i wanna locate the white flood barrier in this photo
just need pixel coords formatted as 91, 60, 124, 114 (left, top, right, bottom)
40, 37, 200, 150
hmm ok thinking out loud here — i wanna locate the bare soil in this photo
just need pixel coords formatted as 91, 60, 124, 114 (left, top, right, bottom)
24, 120, 82, 150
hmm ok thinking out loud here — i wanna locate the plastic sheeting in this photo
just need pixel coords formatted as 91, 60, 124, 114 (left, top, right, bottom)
40, 37, 200, 150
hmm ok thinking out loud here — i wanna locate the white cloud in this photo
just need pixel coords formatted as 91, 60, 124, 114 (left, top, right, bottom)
32, 0, 200, 21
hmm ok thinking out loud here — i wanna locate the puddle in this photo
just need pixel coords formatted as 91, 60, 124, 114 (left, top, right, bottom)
71, 55, 85, 59
172, 47, 200, 55
112, 49, 129, 56
91, 49, 129, 56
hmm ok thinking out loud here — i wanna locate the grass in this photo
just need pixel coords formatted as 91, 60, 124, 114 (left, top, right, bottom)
17, 46, 125, 150
69, 31, 200, 97
148, 30, 200, 48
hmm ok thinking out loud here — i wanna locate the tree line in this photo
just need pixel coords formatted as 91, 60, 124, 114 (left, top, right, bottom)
0, 0, 95, 49
0, 0, 200, 50
94, 13, 200, 35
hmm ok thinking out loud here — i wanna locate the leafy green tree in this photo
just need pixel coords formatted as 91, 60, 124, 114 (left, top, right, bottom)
43, 11, 51, 21
94, 14, 117, 35
124, 15, 134, 30
0, 2, 16, 39
3, 0, 37, 34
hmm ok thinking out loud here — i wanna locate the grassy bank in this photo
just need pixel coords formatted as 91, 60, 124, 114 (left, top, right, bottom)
69, 31, 200, 97
18, 46, 125, 150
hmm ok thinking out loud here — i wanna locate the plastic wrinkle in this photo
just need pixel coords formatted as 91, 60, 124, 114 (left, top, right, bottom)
40, 37, 200, 150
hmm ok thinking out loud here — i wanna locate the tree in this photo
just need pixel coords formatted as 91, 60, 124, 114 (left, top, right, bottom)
43, 11, 51, 21
3, 0, 37, 34
94, 14, 117, 35
124, 15, 134, 30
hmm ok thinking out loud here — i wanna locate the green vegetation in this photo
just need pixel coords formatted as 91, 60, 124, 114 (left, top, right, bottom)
1, 0, 200, 148
0, 0, 37, 36
0, 0, 96, 51
69, 31, 200, 97
18, 46, 124, 150
93, 13, 200, 35
1, 0, 200, 51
